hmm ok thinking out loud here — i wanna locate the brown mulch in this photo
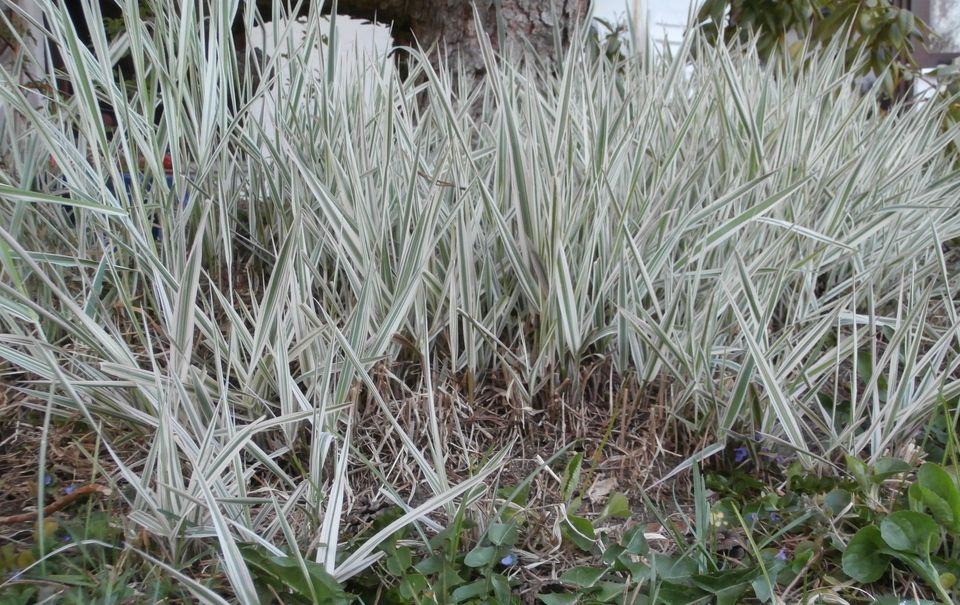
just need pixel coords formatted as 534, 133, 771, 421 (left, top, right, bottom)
342, 361, 707, 601
348, 360, 703, 505
0, 382, 122, 533
0, 356, 709, 602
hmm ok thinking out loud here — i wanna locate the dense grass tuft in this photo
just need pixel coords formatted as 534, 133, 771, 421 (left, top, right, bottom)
0, 0, 959, 599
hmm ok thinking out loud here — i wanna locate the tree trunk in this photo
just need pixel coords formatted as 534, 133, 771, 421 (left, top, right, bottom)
256, 0, 590, 77
31, 0, 588, 86
27, 0, 588, 118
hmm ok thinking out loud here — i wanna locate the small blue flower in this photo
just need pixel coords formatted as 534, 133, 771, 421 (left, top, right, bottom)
775, 549, 787, 561
753, 431, 763, 442
63, 534, 72, 543
43, 474, 53, 486
500, 554, 515, 566
769, 511, 781, 523
734, 447, 749, 464
775, 454, 786, 465
745, 513, 758, 523
64, 485, 76, 495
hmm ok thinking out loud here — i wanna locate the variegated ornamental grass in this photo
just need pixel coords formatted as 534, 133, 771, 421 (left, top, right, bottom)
0, 0, 959, 599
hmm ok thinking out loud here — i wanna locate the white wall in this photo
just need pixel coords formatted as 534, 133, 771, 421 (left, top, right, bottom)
929, 0, 960, 53
595, 0, 695, 43
249, 16, 393, 84
245, 16, 393, 150
0, 1, 48, 158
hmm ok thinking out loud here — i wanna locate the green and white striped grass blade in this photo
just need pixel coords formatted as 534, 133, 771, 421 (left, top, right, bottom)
728, 297, 810, 461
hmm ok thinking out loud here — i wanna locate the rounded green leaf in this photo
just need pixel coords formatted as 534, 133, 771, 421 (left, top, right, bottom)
846, 455, 871, 489
692, 567, 758, 595
602, 492, 631, 519
621, 526, 649, 555
880, 511, 941, 555
824, 489, 851, 514
414, 554, 443, 575
873, 457, 912, 482
560, 566, 607, 588
463, 545, 497, 568
563, 514, 597, 551
916, 463, 960, 532
538, 594, 580, 605
915, 485, 953, 527
491, 573, 512, 604
842, 526, 891, 583
594, 582, 627, 602
451, 579, 488, 603
602, 543, 626, 565
487, 522, 518, 546
399, 574, 427, 600
385, 547, 412, 575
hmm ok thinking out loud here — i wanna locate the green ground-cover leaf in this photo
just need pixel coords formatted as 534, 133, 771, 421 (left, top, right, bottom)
911, 463, 960, 533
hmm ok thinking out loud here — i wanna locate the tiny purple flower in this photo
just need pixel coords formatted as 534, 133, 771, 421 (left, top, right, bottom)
745, 512, 757, 523
500, 554, 515, 566
769, 511, 781, 523
64, 485, 76, 495
753, 431, 763, 442
44, 473, 53, 486
734, 447, 749, 464
775, 549, 788, 561
775, 454, 786, 465
63, 534, 72, 543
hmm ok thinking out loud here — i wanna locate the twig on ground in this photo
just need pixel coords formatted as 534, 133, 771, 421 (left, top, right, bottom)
0, 484, 112, 525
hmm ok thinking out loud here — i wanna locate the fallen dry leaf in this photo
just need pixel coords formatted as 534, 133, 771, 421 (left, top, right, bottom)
586, 476, 617, 504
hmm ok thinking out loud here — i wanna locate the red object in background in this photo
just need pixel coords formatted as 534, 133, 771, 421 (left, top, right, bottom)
48, 153, 173, 173
135, 153, 174, 173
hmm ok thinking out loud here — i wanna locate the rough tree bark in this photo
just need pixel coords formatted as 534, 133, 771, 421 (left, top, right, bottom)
260, 0, 591, 77
21, 0, 589, 117
28, 0, 588, 84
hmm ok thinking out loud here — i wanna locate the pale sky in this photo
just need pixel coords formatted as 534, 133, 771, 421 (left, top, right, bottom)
594, 0, 695, 43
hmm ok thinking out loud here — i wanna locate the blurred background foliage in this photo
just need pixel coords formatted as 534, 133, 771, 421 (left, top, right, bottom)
696, 0, 929, 96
